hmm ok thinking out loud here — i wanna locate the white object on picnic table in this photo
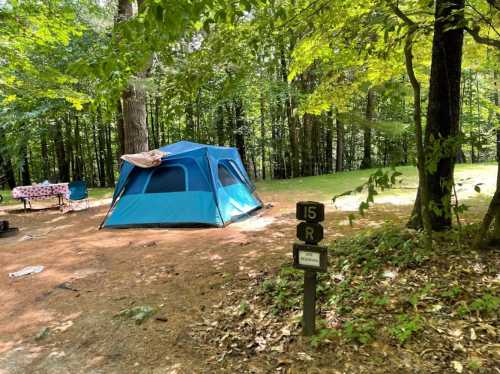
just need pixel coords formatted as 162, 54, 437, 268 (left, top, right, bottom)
9, 265, 44, 278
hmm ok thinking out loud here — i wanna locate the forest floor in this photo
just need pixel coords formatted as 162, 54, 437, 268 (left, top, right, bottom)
0, 164, 498, 373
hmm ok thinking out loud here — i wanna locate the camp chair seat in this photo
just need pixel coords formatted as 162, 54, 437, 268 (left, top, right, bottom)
67, 181, 89, 209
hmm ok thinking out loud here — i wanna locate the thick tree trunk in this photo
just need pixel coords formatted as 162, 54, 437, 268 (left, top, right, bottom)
122, 85, 148, 154
411, 0, 465, 231
360, 88, 375, 169
117, 0, 148, 155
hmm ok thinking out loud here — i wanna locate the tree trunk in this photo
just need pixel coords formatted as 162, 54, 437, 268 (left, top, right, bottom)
335, 113, 345, 172
117, 0, 148, 155
54, 120, 69, 182
280, 46, 300, 178
116, 99, 125, 157
105, 122, 115, 187
41, 132, 50, 180
64, 115, 74, 180
491, 71, 500, 242
301, 114, 313, 176
260, 95, 266, 179
74, 115, 84, 180
122, 85, 148, 154
325, 110, 334, 173
185, 102, 195, 141
234, 99, 247, 170
215, 105, 224, 146
20, 141, 30, 185
360, 88, 375, 169
0, 131, 16, 188
411, 0, 465, 231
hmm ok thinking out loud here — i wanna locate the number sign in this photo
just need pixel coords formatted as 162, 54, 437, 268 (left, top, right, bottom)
296, 201, 324, 223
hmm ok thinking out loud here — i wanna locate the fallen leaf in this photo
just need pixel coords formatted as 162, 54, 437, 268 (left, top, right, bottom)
451, 361, 463, 373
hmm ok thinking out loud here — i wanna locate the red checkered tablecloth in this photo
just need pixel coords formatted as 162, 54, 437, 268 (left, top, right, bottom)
12, 183, 69, 200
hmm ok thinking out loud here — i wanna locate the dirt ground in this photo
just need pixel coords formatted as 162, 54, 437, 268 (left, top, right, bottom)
0, 192, 490, 373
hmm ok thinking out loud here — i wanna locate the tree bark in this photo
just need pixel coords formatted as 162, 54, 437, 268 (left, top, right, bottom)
0, 131, 16, 188
216, 105, 225, 146
280, 45, 300, 178
54, 120, 69, 182
116, 99, 125, 157
411, 0, 465, 230
105, 122, 115, 187
185, 102, 195, 141
335, 113, 344, 172
73, 115, 84, 181
117, 0, 148, 155
492, 71, 500, 241
40, 132, 50, 180
234, 98, 247, 169
260, 94, 266, 179
325, 110, 334, 173
360, 88, 375, 169
20, 141, 30, 185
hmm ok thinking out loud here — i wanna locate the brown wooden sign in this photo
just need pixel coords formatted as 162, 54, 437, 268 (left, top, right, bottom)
296, 222, 324, 244
296, 201, 325, 223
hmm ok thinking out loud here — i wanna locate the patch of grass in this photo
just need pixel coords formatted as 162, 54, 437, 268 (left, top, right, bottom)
457, 293, 500, 318
87, 187, 113, 200
332, 223, 430, 273
389, 314, 423, 345
255, 162, 496, 201
342, 318, 377, 344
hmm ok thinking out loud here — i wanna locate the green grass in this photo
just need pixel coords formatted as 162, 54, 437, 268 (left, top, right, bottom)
256, 163, 496, 200
0, 162, 496, 206
256, 165, 419, 199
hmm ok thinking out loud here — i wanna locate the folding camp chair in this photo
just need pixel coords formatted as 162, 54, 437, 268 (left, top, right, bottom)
67, 181, 89, 210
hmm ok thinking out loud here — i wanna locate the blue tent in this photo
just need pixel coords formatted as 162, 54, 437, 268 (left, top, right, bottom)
102, 141, 262, 228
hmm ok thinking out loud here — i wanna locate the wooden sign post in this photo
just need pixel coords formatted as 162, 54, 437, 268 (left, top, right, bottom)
293, 201, 328, 336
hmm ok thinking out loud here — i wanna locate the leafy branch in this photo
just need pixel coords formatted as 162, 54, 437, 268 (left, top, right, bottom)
332, 168, 403, 225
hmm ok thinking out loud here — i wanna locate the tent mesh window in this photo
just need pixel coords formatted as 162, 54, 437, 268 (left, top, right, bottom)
145, 166, 186, 193
218, 163, 239, 187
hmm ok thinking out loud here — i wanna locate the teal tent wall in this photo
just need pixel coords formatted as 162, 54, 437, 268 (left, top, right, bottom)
103, 142, 261, 228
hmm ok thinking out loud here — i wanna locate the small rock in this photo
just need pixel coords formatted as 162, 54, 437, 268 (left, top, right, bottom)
35, 327, 49, 341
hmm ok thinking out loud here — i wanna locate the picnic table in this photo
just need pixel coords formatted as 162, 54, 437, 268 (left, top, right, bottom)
11, 183, 69, 211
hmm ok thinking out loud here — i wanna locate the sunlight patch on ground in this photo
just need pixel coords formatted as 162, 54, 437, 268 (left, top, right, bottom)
232, 216, 276, 231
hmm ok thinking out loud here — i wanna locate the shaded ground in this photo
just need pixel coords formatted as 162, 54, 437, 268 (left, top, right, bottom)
0, 166, 498, 373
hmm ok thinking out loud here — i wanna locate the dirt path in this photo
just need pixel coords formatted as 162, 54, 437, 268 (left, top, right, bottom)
0, 194, 416, 373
